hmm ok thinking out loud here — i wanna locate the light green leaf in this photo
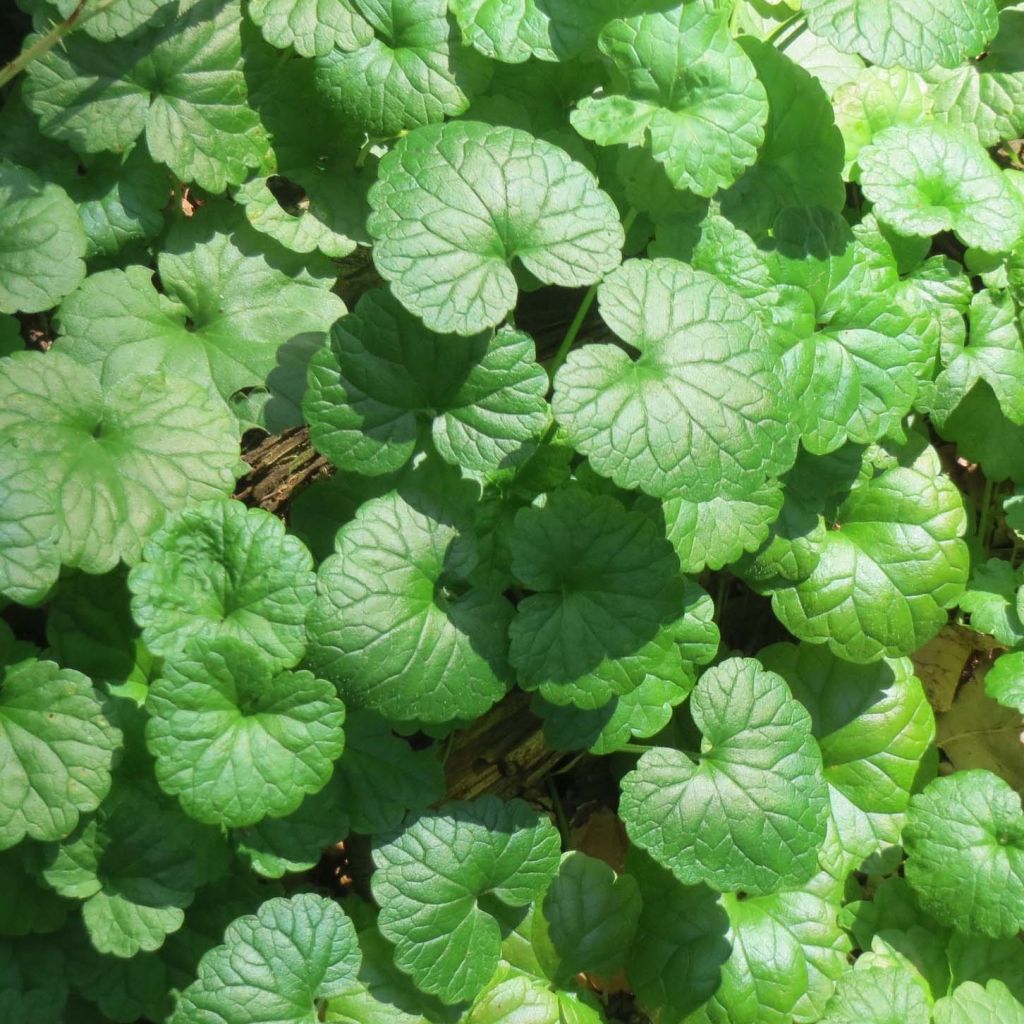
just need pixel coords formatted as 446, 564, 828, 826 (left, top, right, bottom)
935, 980, 1024, 1024
923, 5, 1024, 147
553, 258, 796, 502
238, 54, 373, 259
934, 380, 1024, 483
0, 445, 60, 606
173, 893, 361, 1024
0, 160, 86, 314
770, 439, 970, 662
311, 0, 489, 136
306, 471, 513, 724
0, 659, 120, 850
904, 770, 1024, 938
305, 288, 548, 479
761, 643, 936, 879
0, 351, 239, 573
367, 120, 623, 335
372, 796, 561, 1004
620, 657, 829, 895
650, 477, 785, 574
627, 851, 849, 1024
832, 68, 931, 174
42, 782, 229, 957
54, 0, 178, 41
803, 0, 997, 71
464, 966, 604, 1023
543, 851, 640, 981
450, 0, 615, 63
508, 487, 688, 704
145, 637, 345, 828
571, 4, 767, 197
859, 125, 1024, 252
249, 0, 373, 56
819, 965, 931, 1024
23, 0, 267, 193
930, 290, 1024, 427
128, 499, 315, 670
986, 651, 1024, 713
56, 202, 345, 400
720, 38, 845, 234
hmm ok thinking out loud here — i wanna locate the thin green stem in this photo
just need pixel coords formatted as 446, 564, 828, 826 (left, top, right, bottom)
0, 0, 124, 89
776, 18, 809, 52
977, 477, 996, 552
546, 775, 572, 850
440, 729, 457, 767
620, 743, 657, 754
729, 0, 744, 35
713, 573, 729, 625
765, 11, 805, 47
547, 207, 639, 382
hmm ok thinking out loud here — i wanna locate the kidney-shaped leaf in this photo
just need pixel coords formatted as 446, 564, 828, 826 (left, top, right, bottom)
0, 351, 239, 574
129, 499, 316, 670
173, 893, 361, 1024
553, 258, 796, 503
372, 796, 561, 1004
903, 770, 1024, 939
934, 980, 1024, 1024
620, 657, 829, 896
0, 659, 120, 851
145, 637, 346, 828
368, 120, 623, 335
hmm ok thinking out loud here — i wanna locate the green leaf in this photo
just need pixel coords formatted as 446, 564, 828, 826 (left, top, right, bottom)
819, 964, 931, 1024
904, 770, 1024, 938
238, 54, 373, 259
0, 351, 239, 573
0, 659, 120, 850
145, 637, 345, 828
627, 850, 849, 1024
450, 0, 616, 63
372, 796, 561, 1004
249, 0, 373, 56
543, 851, 640, 980
367, 120, 623, 335
306, 471, 513, 724
934, 980, 1024, 1024
959, 559, 1024, 646
620, 657, 829, 895
770, 439, 970, 662
173, 893, 362, 1024
128, 499, 316, 669
570, 4, 767, 197
23, 0, 267, 192
508, 487, 688, 704
760, 643, 936, 879
0, 160, 86, 314
0, 844, 69, 936
930, 290, 1024, 427
832, 68, 932, 174
56, 202, 345, 400
0, 935, 67, 1024
935, 380, 1024, 483
720, 38, 845, 235
465, 966, 606, 1023
647, 478, 785, 574
803, 0, 997, 71
53, 0, 178, 41
42, 782, 229, 957
859, 126, 1024, 252
305, 288, 549, 479
987, 651, 1024, 713
0, 445, 60, 606
311, 0, 489, 136
553, 258, 796, 503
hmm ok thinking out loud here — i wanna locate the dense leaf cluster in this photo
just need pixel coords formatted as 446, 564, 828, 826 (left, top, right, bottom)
1, 0, 1024, 1022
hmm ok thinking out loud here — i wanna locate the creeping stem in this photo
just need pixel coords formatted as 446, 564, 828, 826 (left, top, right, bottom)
0, 0, 126, 88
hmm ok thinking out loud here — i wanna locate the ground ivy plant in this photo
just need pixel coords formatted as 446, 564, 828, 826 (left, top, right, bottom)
1, 0, 1023, 1021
